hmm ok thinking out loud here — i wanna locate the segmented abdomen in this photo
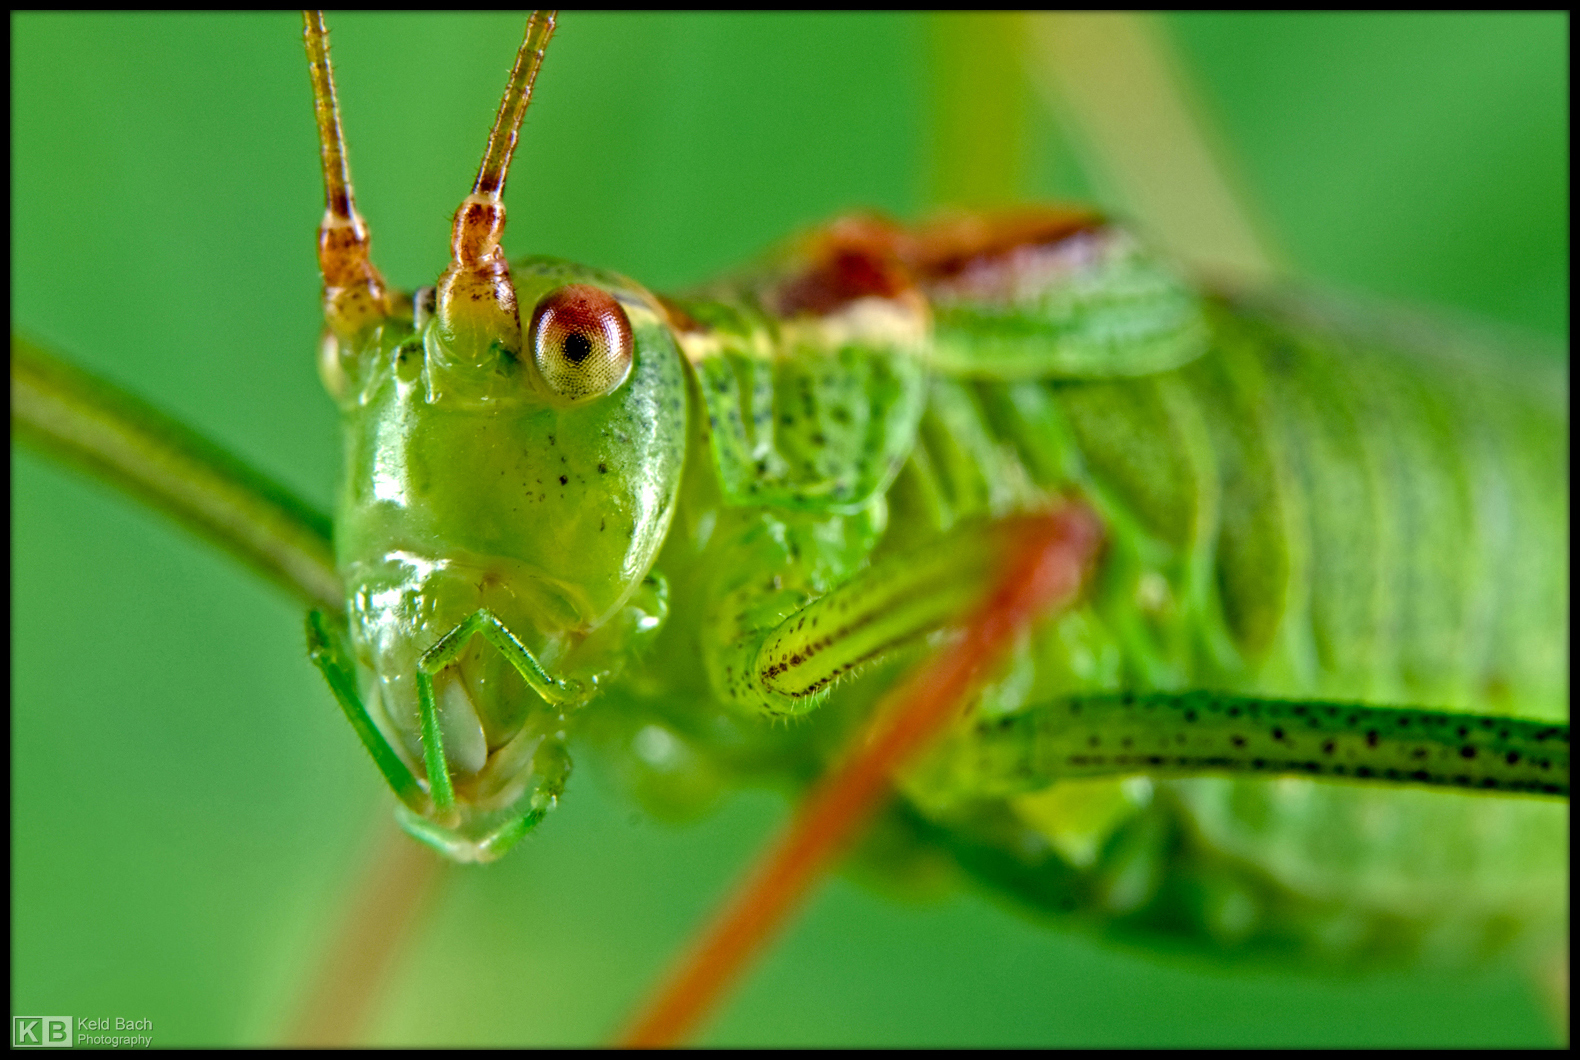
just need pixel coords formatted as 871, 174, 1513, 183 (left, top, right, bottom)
878, 294, 1568, 962
889, 295, 1568, 720
660, 215, 1567, 962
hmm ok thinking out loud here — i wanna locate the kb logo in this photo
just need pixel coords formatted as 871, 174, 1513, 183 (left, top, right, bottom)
13, 1017, 71, 1048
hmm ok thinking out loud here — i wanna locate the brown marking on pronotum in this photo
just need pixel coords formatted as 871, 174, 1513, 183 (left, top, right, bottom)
903, 208, 1103, 286
772, 216, 915, 317
770, 208, 1105, 318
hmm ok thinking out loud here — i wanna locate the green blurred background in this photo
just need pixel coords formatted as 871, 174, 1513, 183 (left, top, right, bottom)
11, 12, 1567, 1046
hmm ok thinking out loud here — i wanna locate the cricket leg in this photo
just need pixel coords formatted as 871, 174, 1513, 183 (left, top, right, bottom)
298, 611, 450, 1046
706, 507, 1104, 718
953, 690, 1569, 798
620, 503, 1104, 1047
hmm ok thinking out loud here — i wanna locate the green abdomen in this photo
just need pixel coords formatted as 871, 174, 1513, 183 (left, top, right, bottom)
893, 296, 1568, 719
885, 297, 1568, 964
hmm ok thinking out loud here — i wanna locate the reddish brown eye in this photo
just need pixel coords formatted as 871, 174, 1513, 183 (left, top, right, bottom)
528, 284, 633, 400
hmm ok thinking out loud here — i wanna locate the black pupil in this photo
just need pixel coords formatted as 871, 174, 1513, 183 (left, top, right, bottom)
562, 330, 593, 365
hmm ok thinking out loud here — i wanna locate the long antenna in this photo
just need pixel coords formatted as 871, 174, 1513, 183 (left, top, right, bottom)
435, 11, 557, 362
303, 10, 390, 338
473, 10, 556, 203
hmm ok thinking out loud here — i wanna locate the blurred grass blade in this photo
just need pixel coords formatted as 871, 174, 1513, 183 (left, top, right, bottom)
928, 13, 1032, 209
11, 333, 341, 613
1026, 12, 1282, 282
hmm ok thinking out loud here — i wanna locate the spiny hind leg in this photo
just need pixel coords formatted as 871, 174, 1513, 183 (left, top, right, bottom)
943, 690, 1570, 798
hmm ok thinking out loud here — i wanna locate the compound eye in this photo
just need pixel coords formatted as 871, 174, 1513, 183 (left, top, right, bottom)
528, 284, 634, 400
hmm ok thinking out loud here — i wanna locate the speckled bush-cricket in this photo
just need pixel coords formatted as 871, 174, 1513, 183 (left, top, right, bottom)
12, 12, 1567, 1048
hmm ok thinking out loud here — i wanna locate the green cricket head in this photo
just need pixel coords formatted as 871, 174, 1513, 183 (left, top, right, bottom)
329, 258, 686, 862
308, 14, 685, 861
